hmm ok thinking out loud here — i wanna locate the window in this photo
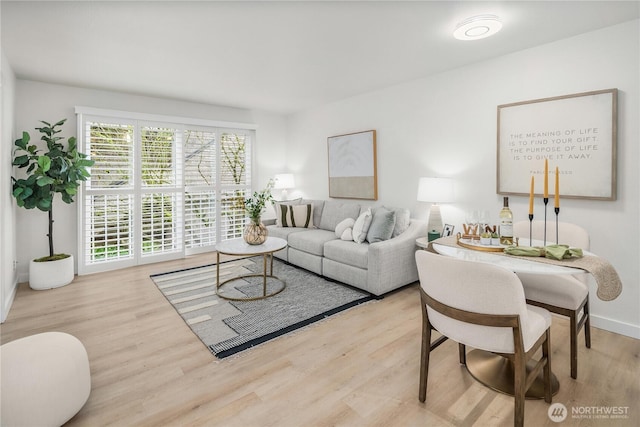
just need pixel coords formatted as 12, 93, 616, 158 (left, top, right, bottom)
76, 107, 255, 274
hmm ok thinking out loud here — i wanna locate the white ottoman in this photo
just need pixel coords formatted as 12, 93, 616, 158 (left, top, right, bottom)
1, 332, 91, 427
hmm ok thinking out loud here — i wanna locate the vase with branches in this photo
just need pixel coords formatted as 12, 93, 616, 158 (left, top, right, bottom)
242, 180, 274, 245
244, 179, 275, 223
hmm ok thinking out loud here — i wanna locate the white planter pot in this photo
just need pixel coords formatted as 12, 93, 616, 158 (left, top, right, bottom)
29, 255, 75, 290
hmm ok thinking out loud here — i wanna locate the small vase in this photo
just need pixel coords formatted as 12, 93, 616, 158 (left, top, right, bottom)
244, 217, 268, 245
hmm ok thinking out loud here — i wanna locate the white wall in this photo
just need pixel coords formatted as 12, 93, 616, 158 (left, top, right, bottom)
13, 80, 288, 282
1, 48, 18, 322
286, 20, 640, 338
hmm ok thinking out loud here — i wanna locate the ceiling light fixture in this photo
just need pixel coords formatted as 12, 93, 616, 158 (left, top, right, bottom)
453, 14, 502, 41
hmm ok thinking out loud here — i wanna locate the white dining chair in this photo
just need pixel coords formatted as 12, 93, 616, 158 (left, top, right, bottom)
513, 220, 590, 379
415, 250, 552, 427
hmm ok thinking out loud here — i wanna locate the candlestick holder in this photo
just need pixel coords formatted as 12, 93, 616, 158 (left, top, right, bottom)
555, 206, 560, 243
543, 197, 549, 247
528, 214, 534, 246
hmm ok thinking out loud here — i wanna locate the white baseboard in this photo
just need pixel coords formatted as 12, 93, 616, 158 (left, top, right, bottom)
590, 314, 640, 340
1, 277, 18, 323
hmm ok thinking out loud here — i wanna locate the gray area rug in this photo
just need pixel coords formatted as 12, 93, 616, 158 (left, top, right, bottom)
151, 256, 376, 358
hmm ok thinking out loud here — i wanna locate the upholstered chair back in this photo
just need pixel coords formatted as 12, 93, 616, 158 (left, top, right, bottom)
415, 250, 545, 354
514, 220, 590, 250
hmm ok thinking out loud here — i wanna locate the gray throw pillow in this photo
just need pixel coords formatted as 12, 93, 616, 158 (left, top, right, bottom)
384, 206, 411, 237
366, 208, 397, 243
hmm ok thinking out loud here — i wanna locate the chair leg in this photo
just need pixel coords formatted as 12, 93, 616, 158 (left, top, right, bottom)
459, 343, 466, 365
543, 329, 552, 403
419, 320, 432, 402
570, 311, 578, 379
513, 354, 526, 427
584, 299, 592, 349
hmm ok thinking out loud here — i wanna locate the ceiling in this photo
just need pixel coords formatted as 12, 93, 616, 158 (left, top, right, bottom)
2, 1, 639, 115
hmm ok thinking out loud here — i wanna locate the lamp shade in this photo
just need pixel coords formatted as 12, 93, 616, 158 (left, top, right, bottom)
417, 177, 454, 203
274, 173, 295, 189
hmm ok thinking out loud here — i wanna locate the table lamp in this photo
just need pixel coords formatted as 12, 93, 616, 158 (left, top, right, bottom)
274, 173, 295, 200
417, 177, 454, 238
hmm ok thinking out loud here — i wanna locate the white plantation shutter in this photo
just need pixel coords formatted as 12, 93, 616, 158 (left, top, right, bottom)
185, 191, 216, 250
220, 132, 251, 186
140, 125, 183, 258
220, 189, 247, 240
85, 122, 134, 189
141, 192, 182, 256
76, 108, 255, 274
184, 130, 216, 187
141, 126, 180, 188
219, 131, 252, 240
85, 194, 134, 263
184, 130, 217, 252
82, 121, 136, 269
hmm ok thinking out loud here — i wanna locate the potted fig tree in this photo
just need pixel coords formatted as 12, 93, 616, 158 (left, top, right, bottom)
12, 119, 94, 290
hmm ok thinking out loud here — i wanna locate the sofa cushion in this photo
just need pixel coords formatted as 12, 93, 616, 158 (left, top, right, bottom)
267, 224, 307, 241
287, 229, 336, 256
324, 239, 369, 269
367, 207, 397, 243
352, 208, 373, 244
288, 248, 323, 275
277, 204, 314, 228
318, 202, 360, 231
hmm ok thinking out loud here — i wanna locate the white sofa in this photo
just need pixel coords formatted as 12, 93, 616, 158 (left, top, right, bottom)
266, 199, 426, 296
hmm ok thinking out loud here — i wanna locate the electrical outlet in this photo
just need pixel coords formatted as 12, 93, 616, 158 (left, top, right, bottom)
13, 260, 18, 270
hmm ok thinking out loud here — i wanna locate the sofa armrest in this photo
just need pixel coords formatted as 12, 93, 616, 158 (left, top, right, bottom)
366, 219, 427, 295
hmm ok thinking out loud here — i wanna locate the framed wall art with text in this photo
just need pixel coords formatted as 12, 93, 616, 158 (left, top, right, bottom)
497, 88, 617, 200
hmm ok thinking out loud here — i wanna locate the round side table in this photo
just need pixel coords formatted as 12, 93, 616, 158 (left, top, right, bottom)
215, 237, 287, 301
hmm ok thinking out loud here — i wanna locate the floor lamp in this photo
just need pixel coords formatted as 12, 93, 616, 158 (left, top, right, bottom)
417, 177, 454, 239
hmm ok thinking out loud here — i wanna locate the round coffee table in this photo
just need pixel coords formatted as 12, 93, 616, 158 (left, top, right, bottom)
215, 237, 287, 301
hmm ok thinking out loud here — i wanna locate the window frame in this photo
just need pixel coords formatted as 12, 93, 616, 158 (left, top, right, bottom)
76, 106, 257, 275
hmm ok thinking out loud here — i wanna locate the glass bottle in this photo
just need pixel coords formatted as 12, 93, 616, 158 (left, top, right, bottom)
499, 197, 513, 245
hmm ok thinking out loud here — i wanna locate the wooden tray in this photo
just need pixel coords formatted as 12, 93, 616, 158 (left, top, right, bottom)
456, 234, 517, 252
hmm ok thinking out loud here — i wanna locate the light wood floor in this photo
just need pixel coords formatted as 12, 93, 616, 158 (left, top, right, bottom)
2, 253, 638, 426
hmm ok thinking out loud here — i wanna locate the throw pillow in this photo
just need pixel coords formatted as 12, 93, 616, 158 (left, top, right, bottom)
385, 206, 411, 237
340, 228, 353, 241
352, 208, 372, 244
272, 198, 302, 226
366, 207, 397, 243
277, 204, 314, 228
335, 217, 356, 237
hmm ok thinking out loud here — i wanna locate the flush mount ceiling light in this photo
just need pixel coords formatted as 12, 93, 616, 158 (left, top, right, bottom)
453, 14, 502, 41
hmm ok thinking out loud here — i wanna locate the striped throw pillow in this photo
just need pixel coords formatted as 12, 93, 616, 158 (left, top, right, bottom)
278, 204, 314, 228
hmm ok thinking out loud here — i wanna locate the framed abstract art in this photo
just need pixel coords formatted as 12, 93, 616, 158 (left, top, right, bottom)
327, 130, 378, 200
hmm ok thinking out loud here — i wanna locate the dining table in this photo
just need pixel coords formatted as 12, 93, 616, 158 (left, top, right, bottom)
422, 234, 623, 399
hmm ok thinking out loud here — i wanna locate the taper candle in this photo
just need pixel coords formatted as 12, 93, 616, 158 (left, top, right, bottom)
555, 166, 560, 208
529, 176, 534, 215
543, 159, 549, 198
